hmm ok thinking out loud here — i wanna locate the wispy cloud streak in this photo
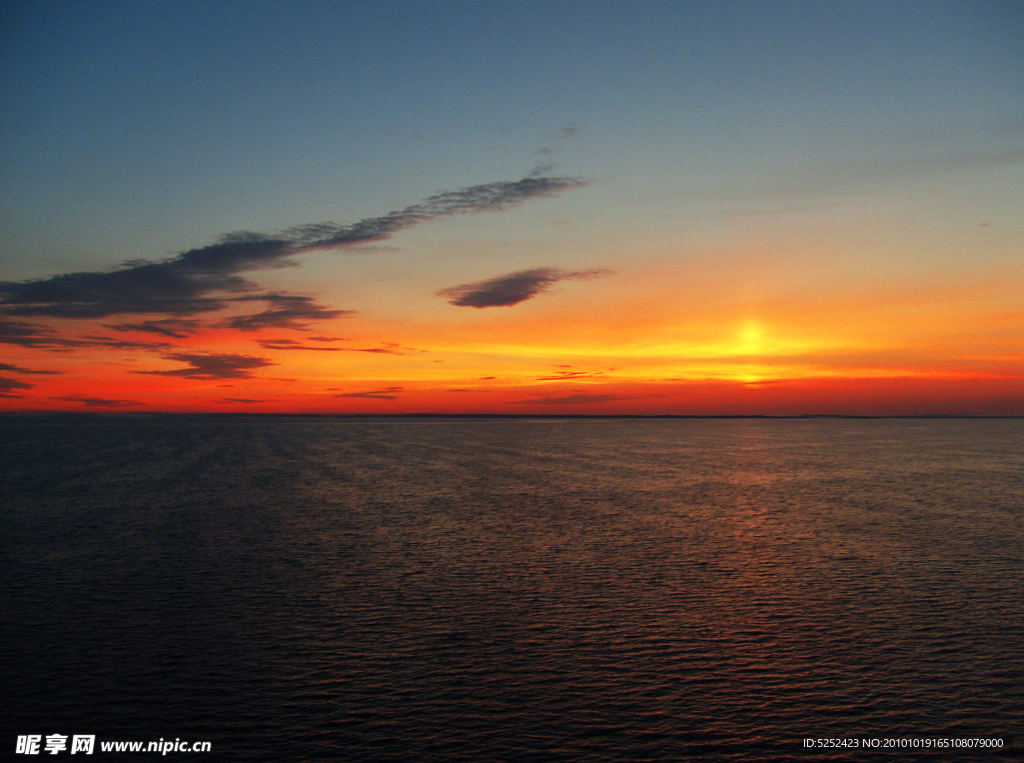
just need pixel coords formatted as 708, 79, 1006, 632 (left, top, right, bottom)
133, 353, 276, 380
105, 319, 205, 338
335, 386, 403, 400
438, 267, 612, 308
219, 294, 353, 331
256, 339, 341, 352
0, 362, 61, 375
51, 395, 142, 408
0, 376, 34, 393
0, 175, 590, 321
0, 318, 171, 351
513, 393, 643, 405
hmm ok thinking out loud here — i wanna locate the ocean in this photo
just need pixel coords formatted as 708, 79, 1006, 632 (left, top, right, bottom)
3, 415, 1021, 761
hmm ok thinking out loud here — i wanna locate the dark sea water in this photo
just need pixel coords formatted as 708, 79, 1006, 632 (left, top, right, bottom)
2, 415, 1022, 761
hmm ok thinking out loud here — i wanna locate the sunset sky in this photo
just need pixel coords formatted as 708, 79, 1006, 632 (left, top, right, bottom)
2, 0, 1022, 414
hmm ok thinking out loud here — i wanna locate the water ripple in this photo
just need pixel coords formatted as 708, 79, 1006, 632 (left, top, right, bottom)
3, 416, 1022, 760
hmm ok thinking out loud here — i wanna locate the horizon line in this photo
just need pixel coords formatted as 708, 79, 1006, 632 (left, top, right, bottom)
2, 412, 1022, 420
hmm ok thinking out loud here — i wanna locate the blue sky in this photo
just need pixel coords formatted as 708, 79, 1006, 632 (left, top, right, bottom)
3, 0, 1019, 272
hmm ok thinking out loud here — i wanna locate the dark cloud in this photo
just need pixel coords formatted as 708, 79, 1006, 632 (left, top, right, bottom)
0, 362, 61, 375
105, 319, 204, 338
52, 396, 142, 408
438, 267, 612, 308
256, 339, 340, 352
0, 319, 172, 351
334, 386, 403, 400
133, 352, 275, 380
257, 340, 410, 353
535, 370, 603, 381
76, 335, 174, 350
219, 294, 353, 331
0, 376, 33, 392
221, 398, 266, 403
268, 339, 413, 354
0, 174, 589, 321
307, 335, 346, 342
557, 127, 583, 139
343, 342, 413, 355
0, 235, 275, 319
0, 318, 65, 348
514, 393, 644, 405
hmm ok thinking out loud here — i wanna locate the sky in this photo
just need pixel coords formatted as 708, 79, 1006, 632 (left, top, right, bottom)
1, 0, 1022, 414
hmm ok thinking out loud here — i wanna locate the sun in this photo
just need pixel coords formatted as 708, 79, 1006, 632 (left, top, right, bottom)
739, 320, 763, 354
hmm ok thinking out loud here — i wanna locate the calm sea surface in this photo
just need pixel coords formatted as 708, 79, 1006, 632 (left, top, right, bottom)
3, 416, 1022, 761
